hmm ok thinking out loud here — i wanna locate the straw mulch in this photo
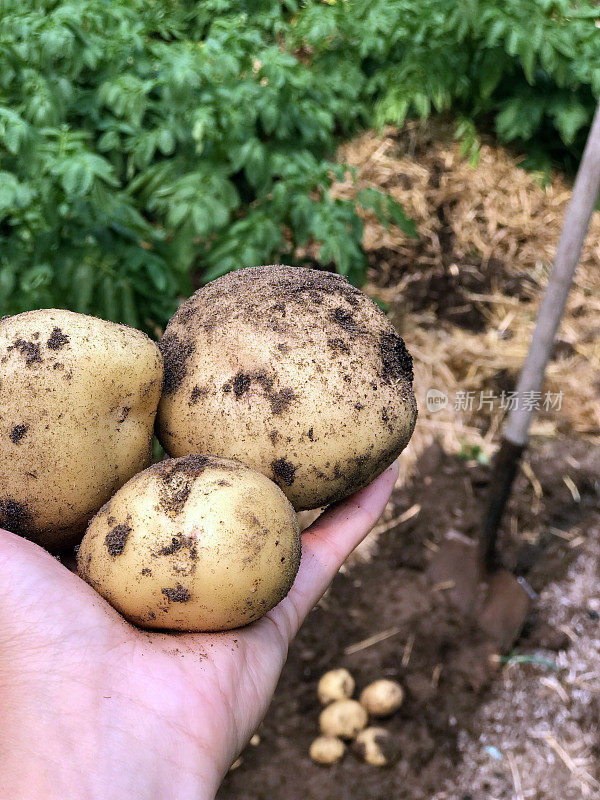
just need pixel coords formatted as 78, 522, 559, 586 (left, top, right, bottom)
332, 120, 600, 488
326, 123, 600, 792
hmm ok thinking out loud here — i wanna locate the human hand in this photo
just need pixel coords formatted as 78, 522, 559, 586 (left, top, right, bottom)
0, 461, 398, 800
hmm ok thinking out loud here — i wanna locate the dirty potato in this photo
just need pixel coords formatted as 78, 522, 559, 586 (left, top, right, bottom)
318, 668, 356, 705
352, 727, 400, 766
319, 699, 368, 740
77, 454, 301, 631
359, 679, 404, 717
309, 736, 346, 765
0, 309, 162, 550
156, 266, 417, 510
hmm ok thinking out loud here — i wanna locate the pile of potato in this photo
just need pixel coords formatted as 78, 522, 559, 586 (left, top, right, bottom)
0, 265, 416, 632
310, 669, 404, 767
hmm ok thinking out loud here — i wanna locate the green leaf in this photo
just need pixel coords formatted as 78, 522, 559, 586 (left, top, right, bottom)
20, 264, 52, 294
100, 274, 119, 321
358, 188, 417, 237
0, 172, 19, 214
552, 103, 590, 145
72, 264, 95, 313
0, 263, 17, 300
145, 259, 168, 293
521, 46, 535, 85
120, 280, 140, 328
98, 130, 120, 151
157, 129, 175, 156
60, 160, 94, 197
387, 199, 418, 237
259, 102, 279, 134
358, 188, 384, 216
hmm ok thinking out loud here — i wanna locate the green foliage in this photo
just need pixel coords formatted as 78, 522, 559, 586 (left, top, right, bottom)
358, 188, 417, 237
0, 0, 373, 327
1, 0, 599, 329
294, 0, 599, 172
458, 441, 489, 465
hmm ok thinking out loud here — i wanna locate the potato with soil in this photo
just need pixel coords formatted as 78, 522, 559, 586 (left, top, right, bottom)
318, 668, 355, 705
319, 699, 368, 739
77, 454, 301, 631
352, 727, 400, 766
309, 736, 346, 765
157, 266, 417, 510
0, 310, 163, 550
359, 679, 404, 716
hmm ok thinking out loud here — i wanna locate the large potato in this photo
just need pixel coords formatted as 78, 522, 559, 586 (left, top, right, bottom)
157, 266, 417, 510
77, 454, 301, 631
0, 309, 162, 550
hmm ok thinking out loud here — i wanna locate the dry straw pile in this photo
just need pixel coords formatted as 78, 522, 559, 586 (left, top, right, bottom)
333, 119, 600, 486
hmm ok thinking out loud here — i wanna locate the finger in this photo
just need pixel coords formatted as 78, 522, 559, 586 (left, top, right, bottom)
267, 461, 398, 641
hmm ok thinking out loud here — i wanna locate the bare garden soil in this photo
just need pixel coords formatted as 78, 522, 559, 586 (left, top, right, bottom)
219, 437, 600, 800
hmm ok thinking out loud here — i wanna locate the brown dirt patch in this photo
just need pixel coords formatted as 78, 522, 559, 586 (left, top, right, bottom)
219, 438, 600, 800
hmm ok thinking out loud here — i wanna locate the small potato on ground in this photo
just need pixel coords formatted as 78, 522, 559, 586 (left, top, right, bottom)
318, 668, 355, 705
352, 727, 401, 766
359, 679, 404, 717
319, 699, 368, 740
309, 736, 345, 765
77, 454, 300, 631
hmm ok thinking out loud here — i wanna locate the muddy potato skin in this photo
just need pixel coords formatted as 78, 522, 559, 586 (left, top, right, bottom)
359, 679, 404, 716
156, 266, 417, 510
352, 727, 400, 766
318, 668, 355, 705
77, 455, 301, 631
0, 310, 163, 550
309, 736, 345, 765
319, 699, 368, 739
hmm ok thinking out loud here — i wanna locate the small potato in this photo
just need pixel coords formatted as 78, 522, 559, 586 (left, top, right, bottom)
77, 454, 301, 631
318, 668, 355, 705
359, 679, 404, 717
319, 699, 368, 740
352, 727, 400, 766
309, 736, 345, 765
0, 309, 162, 550
156, 266, 417, 511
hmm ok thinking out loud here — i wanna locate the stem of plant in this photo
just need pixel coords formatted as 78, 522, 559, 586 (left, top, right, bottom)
480, 99, 600, 572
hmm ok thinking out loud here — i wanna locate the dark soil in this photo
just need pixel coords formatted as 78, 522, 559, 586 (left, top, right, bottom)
218, 437, 600, 800
368, 248, 538, 333
159, 332, 196, 394
46, 326, 70, 350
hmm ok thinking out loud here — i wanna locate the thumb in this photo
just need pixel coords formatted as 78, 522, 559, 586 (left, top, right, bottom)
262, 461, 398, 642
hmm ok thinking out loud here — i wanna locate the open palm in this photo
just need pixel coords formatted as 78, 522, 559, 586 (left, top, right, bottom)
0, 463, 397, 800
